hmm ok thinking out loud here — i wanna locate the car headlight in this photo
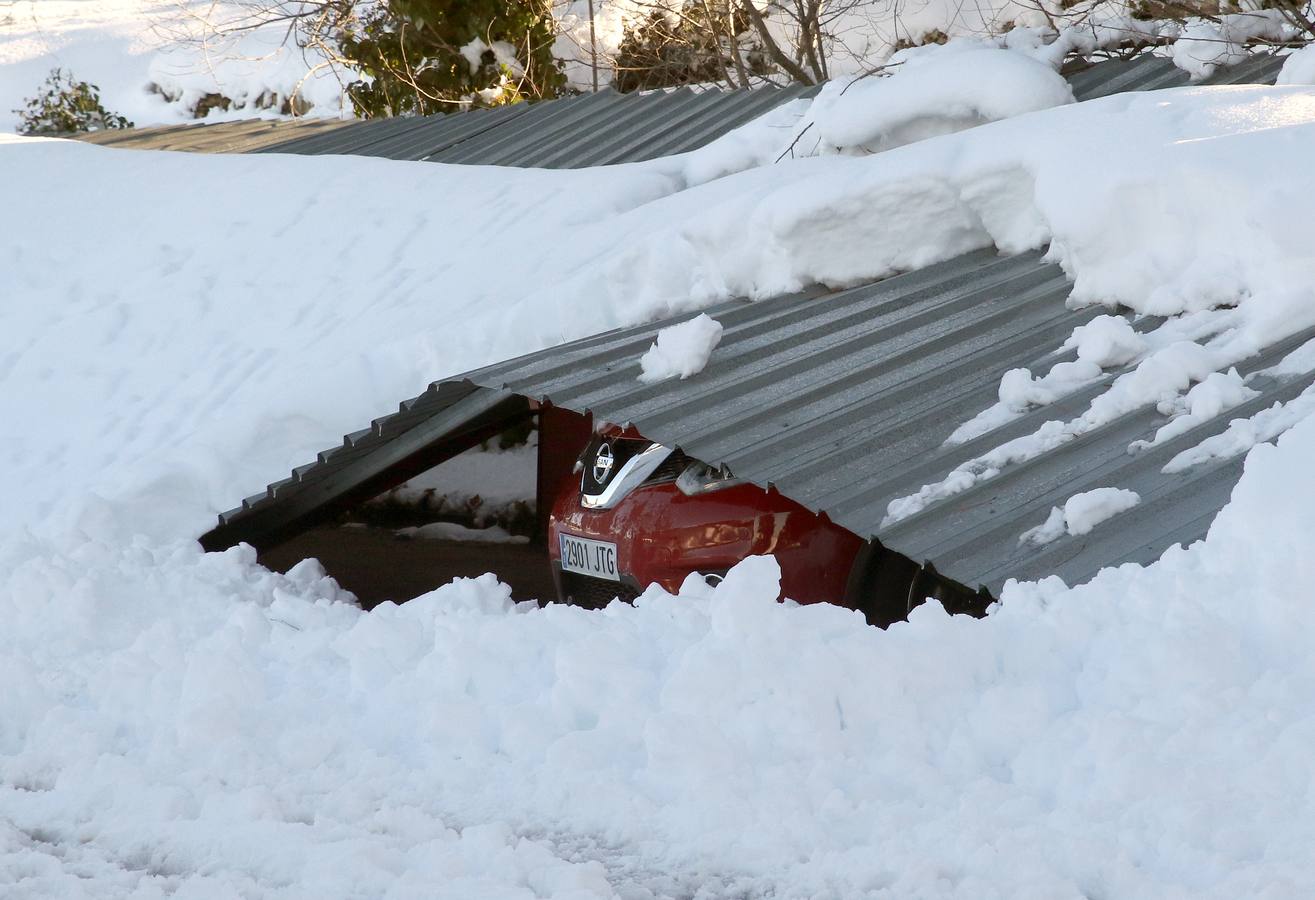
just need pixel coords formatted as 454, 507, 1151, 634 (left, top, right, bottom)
676, 461, 742, 496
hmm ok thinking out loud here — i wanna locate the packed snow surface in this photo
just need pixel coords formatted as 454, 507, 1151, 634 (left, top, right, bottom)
7, 78, 1315, 896
637, 313, 724, 383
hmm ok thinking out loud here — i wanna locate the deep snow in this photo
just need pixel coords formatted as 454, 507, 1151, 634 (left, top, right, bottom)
6, 71, 1315, 897
7, 419, 1315, 897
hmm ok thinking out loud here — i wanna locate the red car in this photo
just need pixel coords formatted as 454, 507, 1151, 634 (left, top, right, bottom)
548, 425, 865, 610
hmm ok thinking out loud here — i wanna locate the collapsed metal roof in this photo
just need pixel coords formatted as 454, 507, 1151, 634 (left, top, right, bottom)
200, 48, 1302, 594
204, 246, 1315, 594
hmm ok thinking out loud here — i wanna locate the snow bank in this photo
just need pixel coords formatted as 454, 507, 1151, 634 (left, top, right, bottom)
637, 313, 723, 383
8, 417, 1315, 895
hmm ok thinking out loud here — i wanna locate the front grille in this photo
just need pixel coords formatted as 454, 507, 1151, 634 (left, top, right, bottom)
560, 572, 642, 610
643, 449, 691, 485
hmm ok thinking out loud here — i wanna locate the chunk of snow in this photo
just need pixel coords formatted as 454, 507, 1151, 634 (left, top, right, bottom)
1020, 487, 1141, 545
949, 315, 1148, 444
1067, 314, 1148, 368
1131, 368, 1260, 451
638, 314, 723, 383
787, 47, 1074, 157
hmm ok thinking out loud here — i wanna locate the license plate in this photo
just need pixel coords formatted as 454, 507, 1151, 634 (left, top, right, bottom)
558, 533, 620, 581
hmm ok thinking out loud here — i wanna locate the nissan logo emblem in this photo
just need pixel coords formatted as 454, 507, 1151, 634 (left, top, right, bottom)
593, 443, 615, 484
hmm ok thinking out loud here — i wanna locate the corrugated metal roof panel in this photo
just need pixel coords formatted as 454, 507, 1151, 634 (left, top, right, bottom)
369, 103, 533, 160
432, 90, 637, 166
1067, 49, 1287, 101
255, 84, 816, 167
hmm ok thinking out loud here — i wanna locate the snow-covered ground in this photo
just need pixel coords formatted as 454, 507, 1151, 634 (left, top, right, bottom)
0, 1, 347, 132
6, 58, 1315, 896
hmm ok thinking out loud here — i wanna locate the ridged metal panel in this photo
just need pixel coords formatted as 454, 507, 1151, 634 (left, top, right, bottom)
369, 103, 533, 161
253, 85, 812, 167
531, 88, 714, 168
213, 245, 1315, 593
1068, 49, 1287, 101
430, 90, 636, 165
634, 85, 808, 160
257, 115, 431, 157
